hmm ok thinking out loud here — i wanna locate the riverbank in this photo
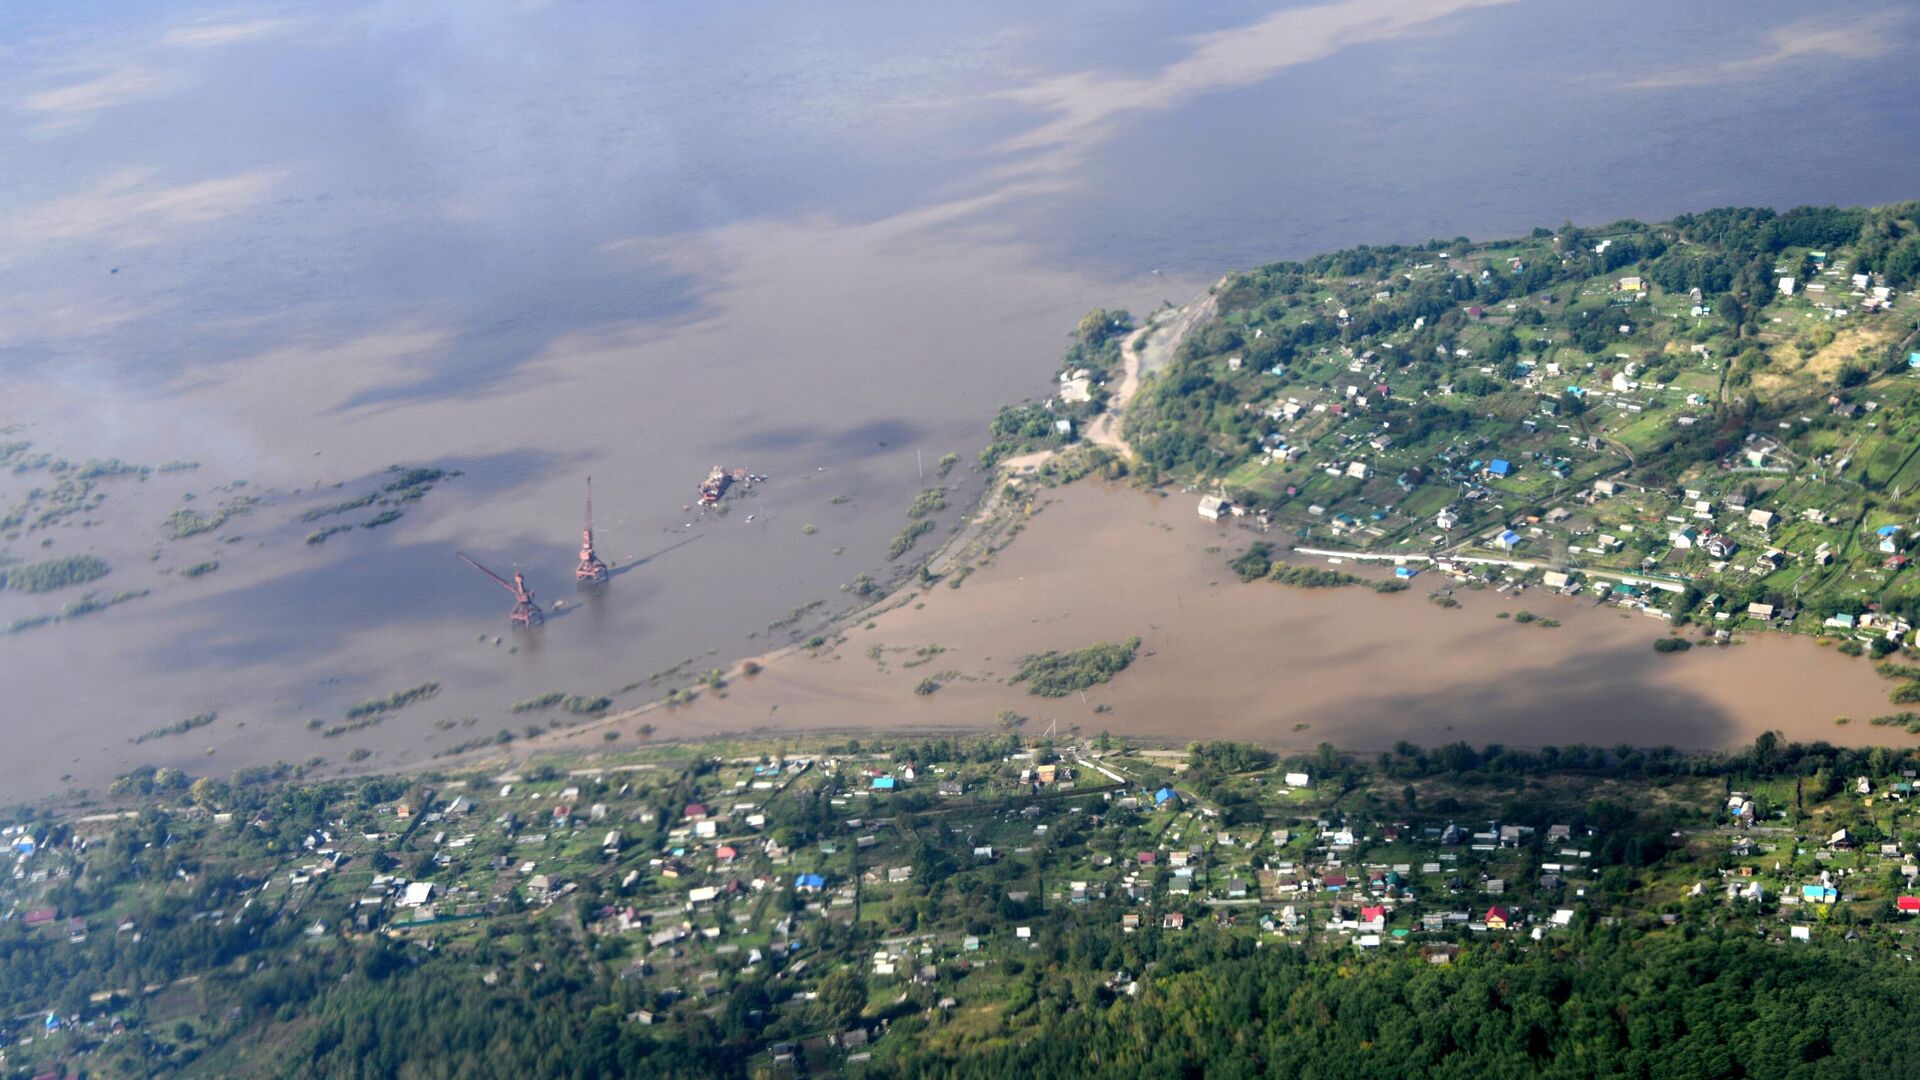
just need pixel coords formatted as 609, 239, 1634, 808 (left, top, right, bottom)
486, 277, 1911, 768
527, 479, 1902, 761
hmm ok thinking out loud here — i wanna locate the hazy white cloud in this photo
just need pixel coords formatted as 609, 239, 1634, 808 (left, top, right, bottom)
8, 167, 287, 248
998, 0, 1519, 160
1623, 10, 1906, 90
159, 17, 297, 48
21, 65, 180, 116
807, 0, 1520, 226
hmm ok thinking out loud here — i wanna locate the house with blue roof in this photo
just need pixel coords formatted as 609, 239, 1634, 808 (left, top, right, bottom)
1801, 884, 1838, 904
871, 776, 896, 791
1495, 530, 1522, 550
1153, 787, 1178, 808
795, 873, 826, 892
1487, 459, 1511, 478
1908, 351, 1920, 369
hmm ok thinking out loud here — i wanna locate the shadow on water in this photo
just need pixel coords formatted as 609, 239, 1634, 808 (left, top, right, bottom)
334, 268, 712, 411
270, 448, 575, 543
143, 532, 577, 670
608, 534, 703, 578
1322, 636, 1747, 752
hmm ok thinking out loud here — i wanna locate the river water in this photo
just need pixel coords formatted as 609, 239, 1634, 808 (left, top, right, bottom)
2, 0, 1918, 798
653, 482, 1906, 756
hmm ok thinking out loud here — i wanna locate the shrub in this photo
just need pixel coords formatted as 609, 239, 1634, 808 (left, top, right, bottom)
1229, 543, 1273, 582
347, 682, 441, 719
4, 554, 109, 593
1013, 638, 1140, 697
888, 518, 936, 560
130, 712, 217, 745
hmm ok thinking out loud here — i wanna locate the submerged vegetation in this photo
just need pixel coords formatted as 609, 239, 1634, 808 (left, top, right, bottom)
165, 500, 253, 540
297, 493, 378, 522
0, 441, 199, 541
4, 587, 149, 636
129, 712, 216, 745
1012, 637, 1140, 696
295, 465, 461, 536
344, 682, 441, 720
1269, 564, 1364, 589
1, 553, 109, 593
62, 589, 149, 618
887, 517, 935, 560
513, 692, 612, 715
907, 488, 948, 519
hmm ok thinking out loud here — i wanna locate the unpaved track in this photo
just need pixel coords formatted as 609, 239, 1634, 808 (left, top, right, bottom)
1085, 288, 1219, 455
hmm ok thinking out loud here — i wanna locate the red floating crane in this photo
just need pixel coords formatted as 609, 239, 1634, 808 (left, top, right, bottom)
458, 551, 545, 627
576, 475, 609, 584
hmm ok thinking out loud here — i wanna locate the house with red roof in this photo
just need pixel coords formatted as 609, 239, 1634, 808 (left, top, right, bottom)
1485, 906, 1511, 930
1897, 896, 1920, 914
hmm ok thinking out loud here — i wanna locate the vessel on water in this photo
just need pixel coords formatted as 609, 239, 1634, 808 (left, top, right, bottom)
698, 466, 765, 506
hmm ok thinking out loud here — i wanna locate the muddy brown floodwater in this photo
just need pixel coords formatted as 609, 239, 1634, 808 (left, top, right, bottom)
8, 1, 1920, 800
603, 482, 1904, 755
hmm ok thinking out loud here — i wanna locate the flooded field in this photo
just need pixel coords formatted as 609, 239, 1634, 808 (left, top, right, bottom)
4, 0, 1920, 797
615, 482, 1903, 755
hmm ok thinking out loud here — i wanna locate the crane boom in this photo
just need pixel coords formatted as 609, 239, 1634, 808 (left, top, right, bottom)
458, 552, 518, 594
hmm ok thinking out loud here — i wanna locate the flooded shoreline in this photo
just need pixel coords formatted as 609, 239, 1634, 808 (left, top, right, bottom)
6, 0, 1920, 800
583, 481, 1902, 757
